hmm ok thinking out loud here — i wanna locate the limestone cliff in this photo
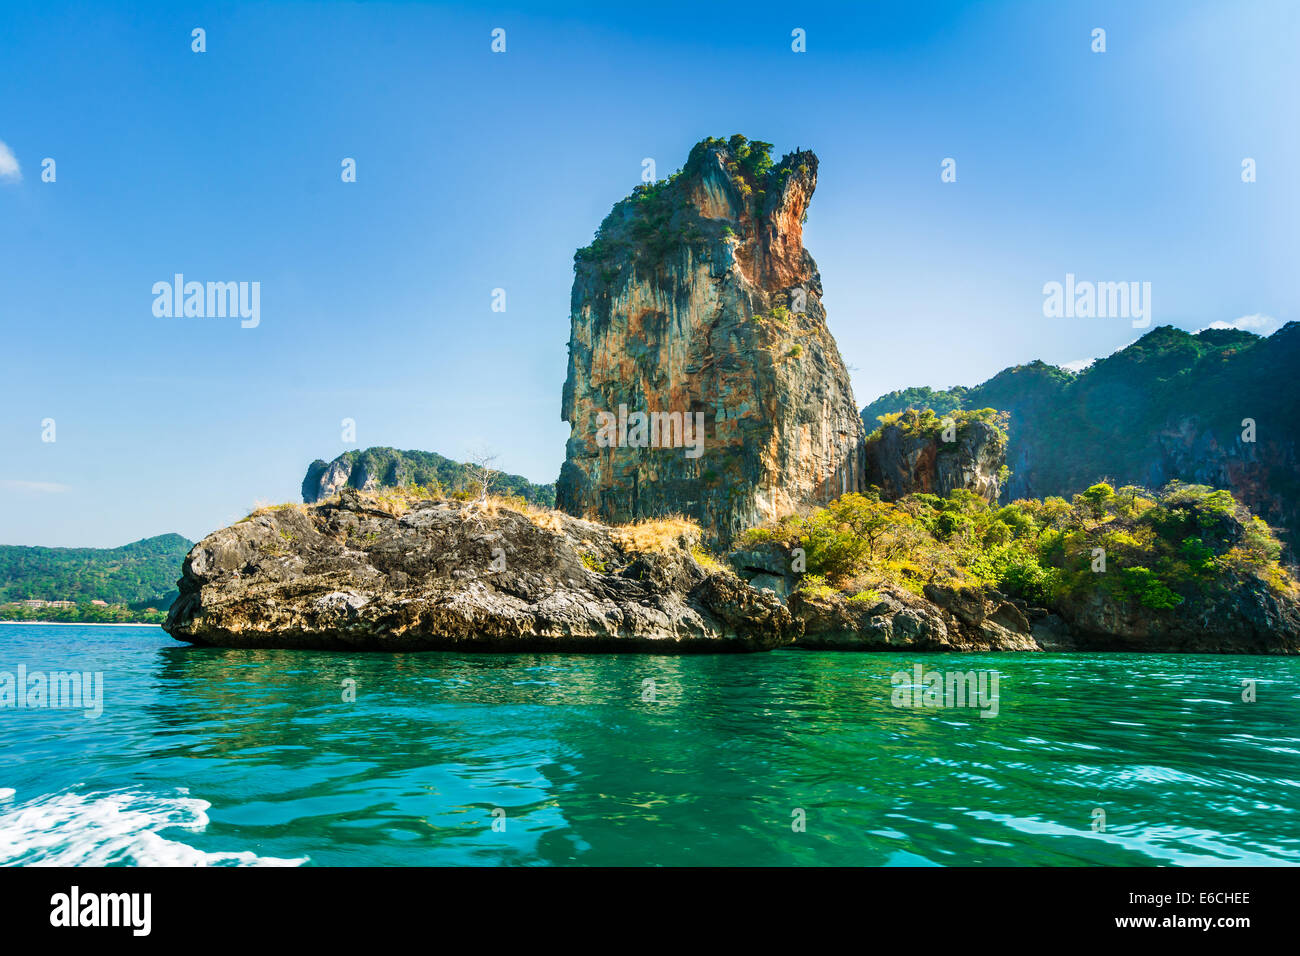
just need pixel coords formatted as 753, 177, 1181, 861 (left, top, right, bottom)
863, 410, 1007, 503
303, 447, 555, 507
557, 136, 865, 545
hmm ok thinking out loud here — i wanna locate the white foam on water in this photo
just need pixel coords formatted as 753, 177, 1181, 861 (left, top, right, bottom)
966, 809, 1298, 866
0, 787, 308, 866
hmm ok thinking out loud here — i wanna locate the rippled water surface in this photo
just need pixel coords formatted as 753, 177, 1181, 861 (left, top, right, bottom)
2, 623, 1297, 866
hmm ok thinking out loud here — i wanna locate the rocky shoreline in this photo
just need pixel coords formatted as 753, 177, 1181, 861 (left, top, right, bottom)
164, 489, 1300, 655
731, 539, 1300, 656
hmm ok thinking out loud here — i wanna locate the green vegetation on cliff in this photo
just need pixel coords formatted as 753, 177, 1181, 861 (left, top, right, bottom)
741, 482, 1294, 613
0, 534, 192, 612
861, 385, 972, 422
866, 406, 1007, 443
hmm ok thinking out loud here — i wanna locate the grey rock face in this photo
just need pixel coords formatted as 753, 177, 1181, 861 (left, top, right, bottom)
729, 542, 800, 601
1056, 582, 1300, 654
791, 583, 1040, 652
864, 419, 1006, 503
164, 490, 796, 653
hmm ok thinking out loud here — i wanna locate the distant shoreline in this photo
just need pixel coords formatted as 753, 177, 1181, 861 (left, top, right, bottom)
0, 620, 162, 628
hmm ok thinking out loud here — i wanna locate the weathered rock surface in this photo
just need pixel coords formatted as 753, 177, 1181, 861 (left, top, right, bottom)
558, 136, 865, 546
788, 575, 1300, 655
791, 583, 1040, 652
729, 544, 797, 600
864, 417, 1005, 503
164, 490, 795, 652
729, 537, 1299, 653
1053, 581, 1300, 654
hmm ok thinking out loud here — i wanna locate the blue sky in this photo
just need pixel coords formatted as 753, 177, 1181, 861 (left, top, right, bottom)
1, 0, 1296, 547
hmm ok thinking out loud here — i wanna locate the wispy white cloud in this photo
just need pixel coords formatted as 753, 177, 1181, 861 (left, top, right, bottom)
1057, 338, 1139, 374
1200, 313, 1276, 333
0, 480, 70, 493
0, 140, 20, 181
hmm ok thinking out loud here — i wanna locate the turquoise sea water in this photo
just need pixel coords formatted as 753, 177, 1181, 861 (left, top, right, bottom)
1, 622, 1297, 866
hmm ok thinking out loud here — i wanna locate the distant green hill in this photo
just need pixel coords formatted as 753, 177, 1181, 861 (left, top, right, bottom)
302, 447, 556, 507
0, 533, 193, 609
861, 384, 971, 423
860, 323, 1300, 553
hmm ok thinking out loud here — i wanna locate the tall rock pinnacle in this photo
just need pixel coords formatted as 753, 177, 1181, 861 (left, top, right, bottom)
557, 135, 865, 544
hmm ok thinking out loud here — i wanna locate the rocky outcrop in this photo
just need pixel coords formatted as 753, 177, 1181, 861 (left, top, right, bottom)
1051, 579, 1300, 654
729, 542, 798, 600
165, 489, 1300, 655
303, 457, 356, 502
791, 584, 1039, 652
787, 577, 1297, 654
165, 490, 795, 652
728, 538, 1037, 651
729, 536, 1299, 654
302, 448, 556, 507
558, 136, 865, 546
864, 415, 1006, 503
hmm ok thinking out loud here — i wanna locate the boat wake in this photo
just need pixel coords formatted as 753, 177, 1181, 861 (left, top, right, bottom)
0, 786, 307, 866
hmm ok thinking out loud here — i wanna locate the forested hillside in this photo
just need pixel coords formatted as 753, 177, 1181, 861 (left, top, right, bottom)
861, 324, 1300, 555
0, 533, 192, 608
